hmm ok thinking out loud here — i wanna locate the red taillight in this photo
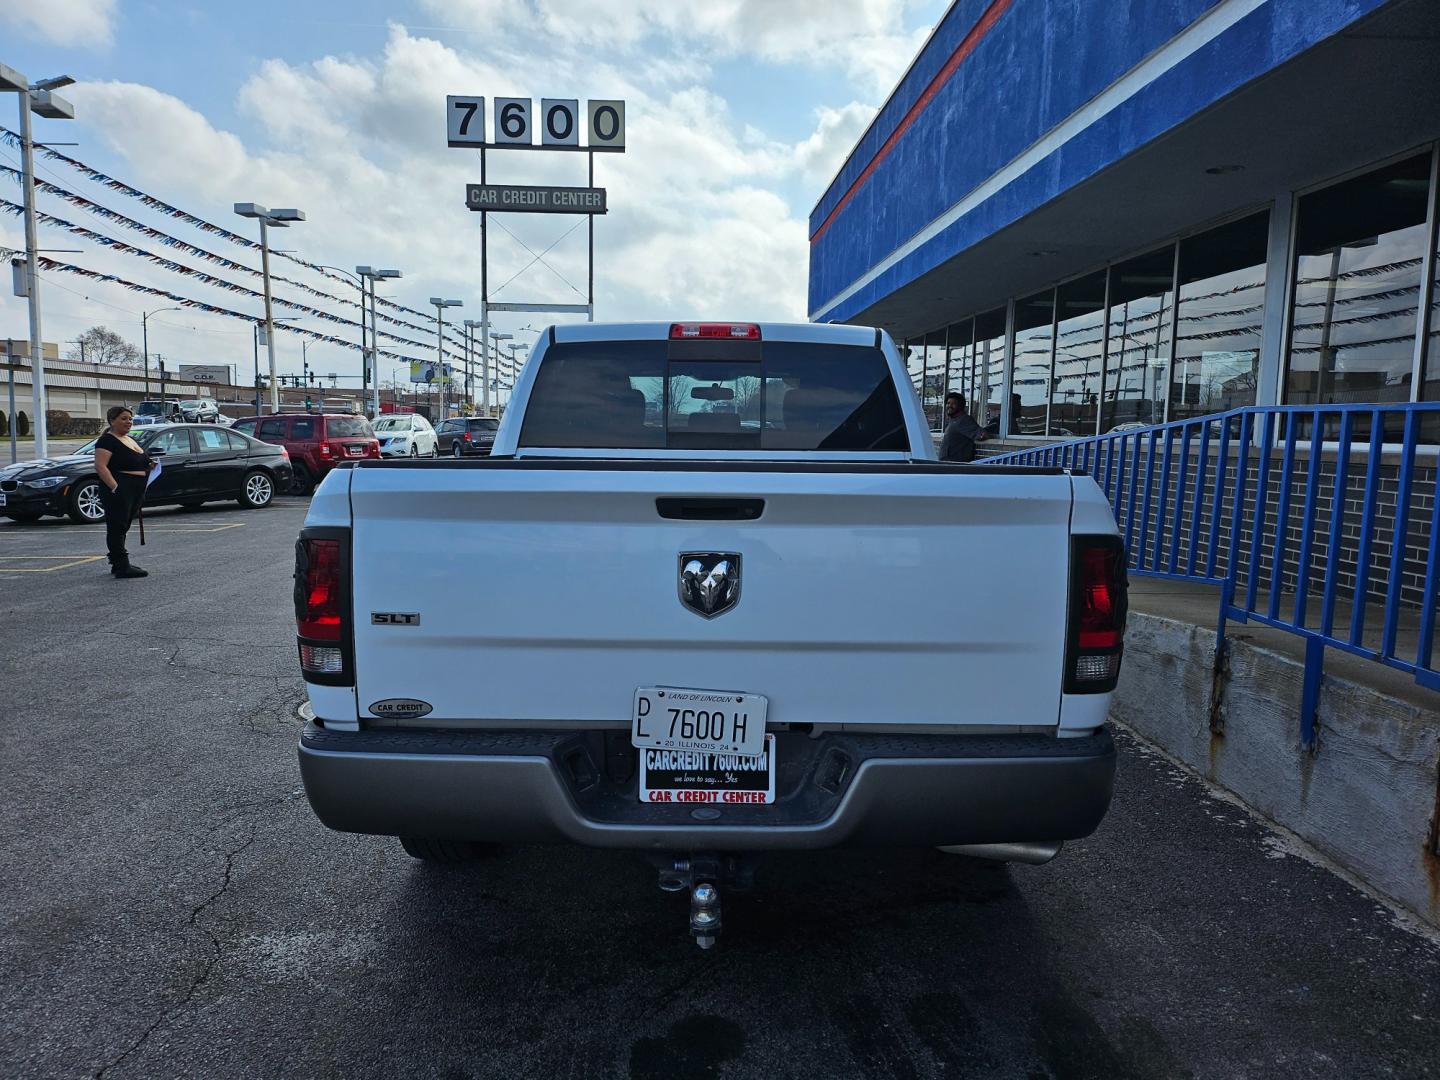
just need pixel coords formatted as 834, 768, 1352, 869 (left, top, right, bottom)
463, 432, 471, 441
1076, 546, 1123, 649
319, 442, 334, 458
669, 323, 761, 340
1066, 537, 1127, 693
298, 538, 342, 640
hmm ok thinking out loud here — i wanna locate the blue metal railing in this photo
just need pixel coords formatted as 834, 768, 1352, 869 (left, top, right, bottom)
986, 403, 1440, 744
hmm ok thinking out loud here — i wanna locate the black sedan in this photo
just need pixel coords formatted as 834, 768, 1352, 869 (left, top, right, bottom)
0, 424, 294, 524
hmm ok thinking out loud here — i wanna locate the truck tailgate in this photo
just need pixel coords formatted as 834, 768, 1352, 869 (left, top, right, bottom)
349, 465, 1073, 730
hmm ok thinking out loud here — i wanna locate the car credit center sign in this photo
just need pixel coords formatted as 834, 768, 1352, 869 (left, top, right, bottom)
465, 185, 606, 214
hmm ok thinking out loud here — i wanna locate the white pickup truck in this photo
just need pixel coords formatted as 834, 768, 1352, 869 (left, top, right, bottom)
295, 321, 1126, 946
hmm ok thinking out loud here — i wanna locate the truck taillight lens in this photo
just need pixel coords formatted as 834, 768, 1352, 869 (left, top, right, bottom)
319, 442, 333, 457
297, 539, 342, 640
669, 323, 761, 340
295, 532, 352, 685
1065, 536, 1127, 694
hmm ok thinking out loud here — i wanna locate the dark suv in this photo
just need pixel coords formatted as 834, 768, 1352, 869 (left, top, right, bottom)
231, 413, 380, 494
436, 416, 500, 457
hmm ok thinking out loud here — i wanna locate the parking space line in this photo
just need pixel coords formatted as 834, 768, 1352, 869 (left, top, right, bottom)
139, 523, 247, 534
0, 555, 106, 572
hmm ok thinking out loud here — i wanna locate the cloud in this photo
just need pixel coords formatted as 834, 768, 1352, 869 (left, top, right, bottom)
0, 0, 117, 48
7, 7, 942, 391
419, 0, 927, 95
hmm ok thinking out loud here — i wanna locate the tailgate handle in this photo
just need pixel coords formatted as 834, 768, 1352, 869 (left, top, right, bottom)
655, 497, 764, 521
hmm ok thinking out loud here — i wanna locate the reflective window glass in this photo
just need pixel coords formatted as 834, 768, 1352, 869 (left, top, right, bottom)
1287, 153, 1431, 406
1425, 174, 1440, 410
922, 330, 947, 430
974, 308, 1006, 434
1172, 212, 1269, 421
195, 428, 228, 452
1102, 247, 1175, 432
1051, 271, 1107, 437
904, 339, 924, 402
945, 319, 974, 421
1009, 291, 1055, 435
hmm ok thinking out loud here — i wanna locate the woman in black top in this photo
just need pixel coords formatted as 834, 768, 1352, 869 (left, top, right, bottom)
94, 406, 156, 578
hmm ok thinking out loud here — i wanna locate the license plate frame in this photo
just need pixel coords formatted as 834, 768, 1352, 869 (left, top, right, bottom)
639, 734, 776, 805
631, 686, 767, 757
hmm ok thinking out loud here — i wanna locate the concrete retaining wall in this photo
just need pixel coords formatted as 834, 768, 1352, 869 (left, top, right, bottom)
1113, 611, 1440, 927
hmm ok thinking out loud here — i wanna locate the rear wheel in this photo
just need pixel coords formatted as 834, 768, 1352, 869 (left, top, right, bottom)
452, 442, 463, 459
290, 464, 314, 496
67, 478, 106, 524
399, 837, 496, 863
238, 469, 275, 509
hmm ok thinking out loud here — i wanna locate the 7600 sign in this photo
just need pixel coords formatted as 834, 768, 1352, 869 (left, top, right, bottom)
446, 96, 625, 151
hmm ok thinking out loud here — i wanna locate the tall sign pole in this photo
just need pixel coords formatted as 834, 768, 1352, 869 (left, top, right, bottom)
18, 95, 48, 456
447, 95, 624, 411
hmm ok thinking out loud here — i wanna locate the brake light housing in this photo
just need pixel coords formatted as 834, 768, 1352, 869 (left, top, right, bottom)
294, 530, 353, 686
669, 323, 761, 340
1064, 535, 1128, 694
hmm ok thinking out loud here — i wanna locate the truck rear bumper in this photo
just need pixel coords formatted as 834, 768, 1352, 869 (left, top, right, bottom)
297, 723, 1116, 851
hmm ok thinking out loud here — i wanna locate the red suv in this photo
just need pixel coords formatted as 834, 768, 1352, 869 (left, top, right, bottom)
231, 413, 380, 494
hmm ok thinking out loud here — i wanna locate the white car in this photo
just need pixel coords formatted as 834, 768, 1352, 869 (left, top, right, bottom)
371, 414, 437, 457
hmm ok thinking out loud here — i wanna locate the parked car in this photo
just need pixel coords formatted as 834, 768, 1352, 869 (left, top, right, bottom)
130, 399, 183, 427
0, 423, 292, 523
231, 412, 380, 494
372, 413, 438, 458
294, 321, 1127, 949
435, 416, 500, 457
177, 397, 221, 424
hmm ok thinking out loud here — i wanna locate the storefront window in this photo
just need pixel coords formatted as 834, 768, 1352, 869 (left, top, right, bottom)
904, 338, 924, 404
1287, 153, 1432, 406
1051, 271, 1106, 436
974, 307, 1006, 433
1102, 247, 1175, 432
1009, 290, 1054, 436
1171, 211, 1269, 421
945, 318, 974, 422
922, 329, 947, 430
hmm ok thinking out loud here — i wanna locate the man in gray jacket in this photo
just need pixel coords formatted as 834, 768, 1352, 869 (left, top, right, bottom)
939, 392, 987, 462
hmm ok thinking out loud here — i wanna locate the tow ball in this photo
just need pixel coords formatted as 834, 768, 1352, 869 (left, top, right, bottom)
652, 853, 756, 949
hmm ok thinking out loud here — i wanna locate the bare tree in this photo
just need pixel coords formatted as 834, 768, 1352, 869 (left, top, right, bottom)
67, 326, 142, 367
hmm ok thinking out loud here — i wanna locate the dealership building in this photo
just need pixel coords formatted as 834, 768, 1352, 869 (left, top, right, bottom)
808, 0, 1440, 440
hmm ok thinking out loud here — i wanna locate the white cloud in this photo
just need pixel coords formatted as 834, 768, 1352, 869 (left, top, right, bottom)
0, 0, 117, 48
419, 0, 926, 95
7, 7, 943, 390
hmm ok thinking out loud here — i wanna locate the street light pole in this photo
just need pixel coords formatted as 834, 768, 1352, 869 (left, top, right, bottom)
429, 298, 462, 422
3, 64, 75, 459
142, 307, 182, 401
235, 203, 304, 413
359, 268, 401, 417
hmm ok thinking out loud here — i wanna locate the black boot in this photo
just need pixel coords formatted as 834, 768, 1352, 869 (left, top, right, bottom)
111, 556, 148, 578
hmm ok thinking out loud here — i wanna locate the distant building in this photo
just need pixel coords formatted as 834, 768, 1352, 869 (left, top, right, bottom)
808, 0, 1440, 440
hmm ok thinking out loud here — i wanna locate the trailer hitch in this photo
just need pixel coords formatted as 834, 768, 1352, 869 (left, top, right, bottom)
651, 852, 756, 949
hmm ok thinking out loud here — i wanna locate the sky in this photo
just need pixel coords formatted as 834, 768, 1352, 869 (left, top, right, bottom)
0, 0, 947, 396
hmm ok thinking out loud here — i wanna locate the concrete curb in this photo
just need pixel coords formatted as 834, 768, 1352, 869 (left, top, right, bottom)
1113, 611, 1440, 928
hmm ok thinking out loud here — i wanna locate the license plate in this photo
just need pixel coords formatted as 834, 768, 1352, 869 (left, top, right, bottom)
632, 687, 767, 757
639, 735, 776, 805
347, 447, 363, 457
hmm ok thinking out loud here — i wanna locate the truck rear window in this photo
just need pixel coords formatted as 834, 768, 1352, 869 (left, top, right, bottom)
519, 341, 908, 451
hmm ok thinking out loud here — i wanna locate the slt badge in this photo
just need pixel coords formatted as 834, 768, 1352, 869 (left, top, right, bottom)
679, 552, 741, 619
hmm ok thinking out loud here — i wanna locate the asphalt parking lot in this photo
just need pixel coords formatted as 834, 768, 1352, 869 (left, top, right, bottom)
2, 496, 1439, 1079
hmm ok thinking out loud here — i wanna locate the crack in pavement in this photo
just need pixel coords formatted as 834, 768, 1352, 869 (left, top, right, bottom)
92, 820, 265, 1079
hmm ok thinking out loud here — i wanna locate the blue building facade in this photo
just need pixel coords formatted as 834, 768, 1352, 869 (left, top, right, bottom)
809, 0, 1440, 439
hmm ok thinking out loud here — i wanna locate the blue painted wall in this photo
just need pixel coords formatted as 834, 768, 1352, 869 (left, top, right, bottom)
809, 0, 1393, 323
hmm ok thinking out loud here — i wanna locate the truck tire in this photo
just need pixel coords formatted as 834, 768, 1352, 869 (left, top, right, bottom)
399, 837, 496, 863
